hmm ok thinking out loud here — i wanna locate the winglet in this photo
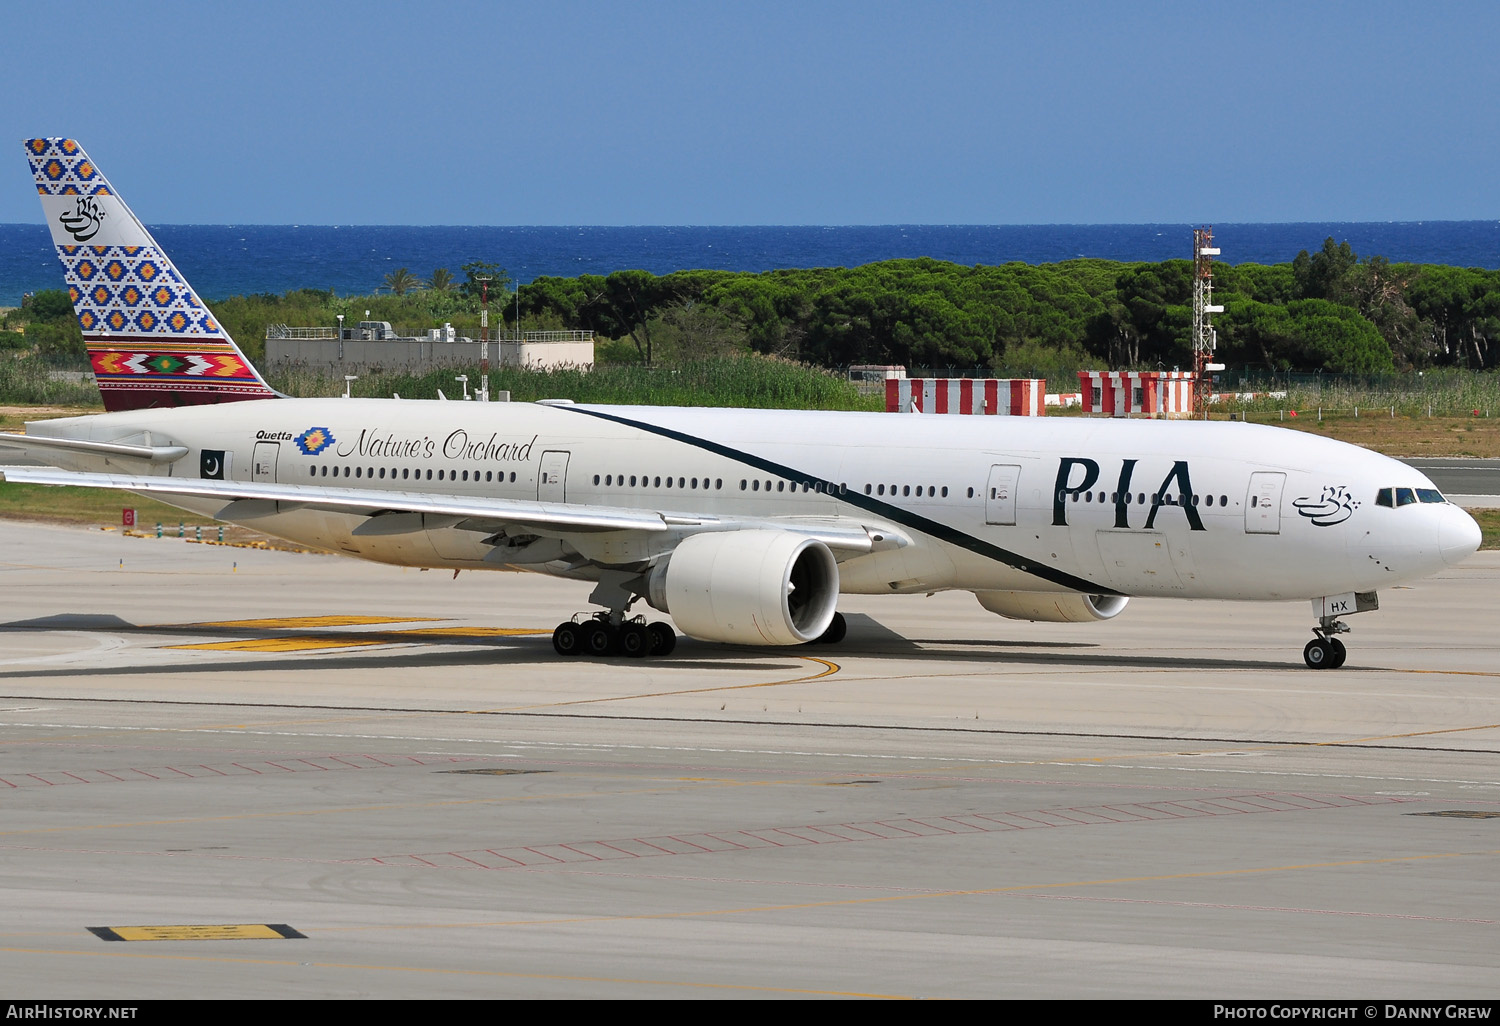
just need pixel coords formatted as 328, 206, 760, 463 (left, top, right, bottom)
25, 138, 279, 411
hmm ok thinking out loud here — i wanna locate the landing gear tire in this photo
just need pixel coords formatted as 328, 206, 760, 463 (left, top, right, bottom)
552, 621, 584, 657
619, 622, 652, 659
1304, 638, 1336, 669
814, 611, 847, 645
583, 621, 617, 657
648, 621, 677, 656
1327, 638, 1347, 668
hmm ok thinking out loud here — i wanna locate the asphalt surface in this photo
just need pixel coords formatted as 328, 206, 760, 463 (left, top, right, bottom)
0, 522, 1497, 999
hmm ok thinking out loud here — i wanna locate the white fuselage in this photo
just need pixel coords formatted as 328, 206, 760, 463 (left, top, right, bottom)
25, 398, 1478, 604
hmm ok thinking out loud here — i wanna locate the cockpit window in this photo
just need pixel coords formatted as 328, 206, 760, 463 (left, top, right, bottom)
1378, 486, 1446, 508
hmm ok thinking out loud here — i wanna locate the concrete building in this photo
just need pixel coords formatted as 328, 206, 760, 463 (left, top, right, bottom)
265, 321, 594, 375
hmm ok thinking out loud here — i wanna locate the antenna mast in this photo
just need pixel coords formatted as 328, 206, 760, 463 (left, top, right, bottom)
1192, 227, 1223, 417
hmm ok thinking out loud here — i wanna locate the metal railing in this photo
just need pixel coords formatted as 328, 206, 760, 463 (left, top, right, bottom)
266, 324, 338, 340
498, 330, 594, 343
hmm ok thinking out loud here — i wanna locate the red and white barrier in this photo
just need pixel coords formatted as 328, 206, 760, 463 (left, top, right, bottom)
1077, 371, 1197, 417
885, 378, 1046, 416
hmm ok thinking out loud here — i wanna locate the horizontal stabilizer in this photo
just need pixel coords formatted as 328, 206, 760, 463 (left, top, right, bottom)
0, 431, 187, 463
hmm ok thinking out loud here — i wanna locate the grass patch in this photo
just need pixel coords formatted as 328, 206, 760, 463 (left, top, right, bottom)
1472, 509, 1500, 551
0, 481, 220, 529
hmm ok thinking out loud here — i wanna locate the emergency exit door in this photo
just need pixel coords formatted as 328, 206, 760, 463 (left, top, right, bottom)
985, 464, 1021, 525
538, 451, 569, 502
1245, 472, 1285, 534
252, 441, 279, 483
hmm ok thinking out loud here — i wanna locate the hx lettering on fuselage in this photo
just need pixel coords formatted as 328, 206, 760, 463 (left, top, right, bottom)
0, 139, 1482, 667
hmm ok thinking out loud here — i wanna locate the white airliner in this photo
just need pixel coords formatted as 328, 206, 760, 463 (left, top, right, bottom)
0, 139, 1483, 667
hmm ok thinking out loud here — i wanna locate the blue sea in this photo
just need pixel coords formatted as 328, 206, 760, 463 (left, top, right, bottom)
3, 221, 1498, 307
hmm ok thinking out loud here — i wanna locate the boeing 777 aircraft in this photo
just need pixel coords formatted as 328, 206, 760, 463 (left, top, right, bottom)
0, 139, 1483, 667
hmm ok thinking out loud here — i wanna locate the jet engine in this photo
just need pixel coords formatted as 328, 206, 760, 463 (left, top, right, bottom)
646, 530, 839, 645
974, 590, 1128, 623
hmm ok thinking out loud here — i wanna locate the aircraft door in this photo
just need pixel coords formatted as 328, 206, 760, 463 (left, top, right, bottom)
985, 464, 1021, 525
538, 450, 570, 502
252, 441, 279, 483
1245, 472, 1285, 534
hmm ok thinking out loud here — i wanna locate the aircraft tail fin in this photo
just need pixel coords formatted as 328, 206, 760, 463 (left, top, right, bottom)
25, 138, 279, 411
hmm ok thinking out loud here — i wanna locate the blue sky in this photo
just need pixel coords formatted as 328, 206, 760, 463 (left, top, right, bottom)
4, 0, 1497, 225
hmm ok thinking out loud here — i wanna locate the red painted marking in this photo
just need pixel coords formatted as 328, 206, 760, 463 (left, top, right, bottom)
593, 841, 644, 859
557, 844, 605, 861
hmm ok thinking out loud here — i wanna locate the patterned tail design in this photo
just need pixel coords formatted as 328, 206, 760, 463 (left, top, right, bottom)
26, 138, 279, 411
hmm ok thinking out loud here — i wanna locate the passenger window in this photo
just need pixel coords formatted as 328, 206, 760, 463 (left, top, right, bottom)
1396, 488, 1416, 506
1376, 488, 1394, 508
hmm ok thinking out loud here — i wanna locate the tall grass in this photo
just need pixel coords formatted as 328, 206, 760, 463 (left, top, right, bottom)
1224, 370, 1500, 416
269, 355, 883, 411
0, 356, 101, 407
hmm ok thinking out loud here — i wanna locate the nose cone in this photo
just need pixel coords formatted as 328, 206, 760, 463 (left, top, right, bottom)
1440, 505, 1483, 566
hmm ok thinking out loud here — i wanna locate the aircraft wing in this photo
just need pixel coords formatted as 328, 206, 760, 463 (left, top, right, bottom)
0, 466, 889, 555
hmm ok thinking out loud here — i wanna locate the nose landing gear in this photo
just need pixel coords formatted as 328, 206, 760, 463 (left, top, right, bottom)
1304, 617, 1350, 669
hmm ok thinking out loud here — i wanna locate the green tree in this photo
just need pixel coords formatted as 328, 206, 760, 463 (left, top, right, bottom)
1292, 238, 1358, 301
426, 268, 455, 292
459, 261, 512, 302
24, 289, 75, 322
382, 268, 420, 296
1224, 299, 1393, 373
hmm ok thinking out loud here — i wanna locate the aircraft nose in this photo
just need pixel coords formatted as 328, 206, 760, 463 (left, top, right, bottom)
1439, 505, 1483, 566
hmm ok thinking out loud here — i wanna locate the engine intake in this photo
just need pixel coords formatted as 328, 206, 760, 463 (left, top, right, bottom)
647, 530, 839, 645
975, 590, 1128, 623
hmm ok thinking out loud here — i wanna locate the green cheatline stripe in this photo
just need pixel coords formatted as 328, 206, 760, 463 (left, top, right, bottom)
563, 406, 1117, 596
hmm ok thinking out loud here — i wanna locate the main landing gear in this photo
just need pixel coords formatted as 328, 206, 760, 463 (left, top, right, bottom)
1303, 617, 1350, 669
553, 612, 676, 659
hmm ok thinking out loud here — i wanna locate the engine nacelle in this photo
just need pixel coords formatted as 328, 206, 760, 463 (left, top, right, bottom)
975, 590, 1128, 623
647, 530, 839, 645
